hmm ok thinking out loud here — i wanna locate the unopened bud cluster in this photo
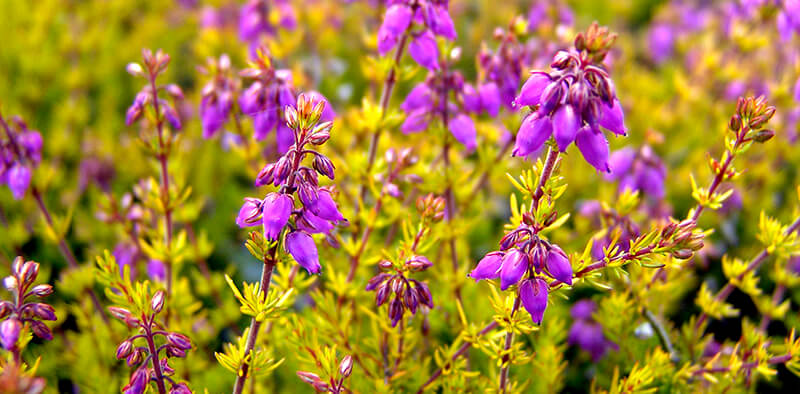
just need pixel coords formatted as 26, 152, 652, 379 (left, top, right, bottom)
109, 290, 193, 394
125, 49, 184, 131
729, 95, 776, 143
0, 257, 57, 352
296, 354, 353, 393
0, 115, 43, 200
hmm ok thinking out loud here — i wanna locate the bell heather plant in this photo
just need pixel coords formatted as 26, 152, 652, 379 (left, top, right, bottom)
6, 1, 800, 393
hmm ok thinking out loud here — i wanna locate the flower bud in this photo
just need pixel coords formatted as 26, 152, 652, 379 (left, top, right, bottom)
151, 290, 165, 314
117, 340, 134, 359
404, 288, 419, 314
255, 163, 276, 187
0, 303, 11, 319
124, 367, 148, 394
366, 273, 391, 291
30, 284, 53, 297
752, 129, 775, 143
20, 261, 39, 284
375, 283, 391, 306
728, 114, 742, 132
127, 348, 145, 366
671, 249, 693, 260
166, 345, 187, 358
30, 303, 57, 321
167, 332, 192, 350
3, 276, 18, 292
170, 383, 192, 394
30, 320, 53, 341
126, 62, 144, 77
406, 255, 433, 271
339, 355, 353, 378
312, 154, 335, 180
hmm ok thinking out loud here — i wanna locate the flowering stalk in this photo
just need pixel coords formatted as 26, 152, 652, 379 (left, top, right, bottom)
125, 49, 185, 322
109, 290, 192, 394
0, 111, 109, 323
232, 250, 277, 394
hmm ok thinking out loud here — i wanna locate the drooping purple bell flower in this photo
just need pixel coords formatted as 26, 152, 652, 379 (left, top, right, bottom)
408, 31, 440, 71
515, 72, 551, 108
575, 125, 610, 172
448, 113, 477, 152
545, 245, 572, 285
519, 278, 548, 324
262, 192, 293, 240
0, 318, 21, 351
236, 198, 263, 228
310, 189, 344, 222
377, 4, 413, 55
500, 249, 528, 290
7, 163, 31, 200
469, 251, 504, 281
285, 231, 320, 274
513, 113, 552, 157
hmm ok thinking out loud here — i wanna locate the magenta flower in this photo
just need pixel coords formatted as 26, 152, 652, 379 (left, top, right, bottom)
545, 246, 572, 285
408, 31, 440, 71
378, 4, 413, 55
377, 0, 456, 70
286, 231, 320, 274
262, 193, 293, 240
567, 300, 616, 360
606, 146, 667, 199
500, 249, 529, 290
236, 198, 263, 228
519, 278, 548, 324
400, 79, 478, 150
514, 40, 626, 171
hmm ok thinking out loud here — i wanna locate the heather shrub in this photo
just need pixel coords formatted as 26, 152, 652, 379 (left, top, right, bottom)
2, 0, 800, 393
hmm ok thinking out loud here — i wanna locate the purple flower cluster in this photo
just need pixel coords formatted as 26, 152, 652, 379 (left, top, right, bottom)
646, 1, 708, 64
513, 26, 626, 171
198, 55, 237, 139
367, 256, 434, 327
0, 257, 57, 351
0, 116, 42, 200
470, 228, 573, 324
125, 50, 184, 130
527, 0, 574, 32
401, 71, 478, 150
377, 0, 456, 70
237, 93, 344, 274
567, 300, 616, 361
110, 291, 193, 394
236, 49, 335, 152
606, 145, 667, 199
239, 0, 297, 53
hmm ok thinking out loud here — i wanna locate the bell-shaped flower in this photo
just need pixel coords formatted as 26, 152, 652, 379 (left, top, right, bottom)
408, 31, 440, 71
552, 104, 580, 152
469, 252, 504, 281
515, 72, 551, 108
599, 99, 627, 136
448, 113, 477, 151
262, 193, 293, 240
545, 245, 572, 285
513, 113, 552, 157
378, 4, 413, 55
520, 278, 549, 324
500, 249, 529, 290
285, 231, 320, 274
310, 189, 345, 222
575, 125, 610, 172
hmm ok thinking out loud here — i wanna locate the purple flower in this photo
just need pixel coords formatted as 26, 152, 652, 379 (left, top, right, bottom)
478, 82, 501, 117
7, 163, 31, 200
647, 24, 675, 64
285, 231, 320, 274
402, 108, 431, 134
568, 300, 615, 360
606, 146, 666, 199
500, 249, 528, 290
448, 113, 477, 151
310, 189, 344, 222
599, 99, 627, 136
0, 318, 21, 350
377, 4, 413, 55
236, 198, 263, 228
147, 259, 166, 282
262, 192, 293, 240
469, 251, 504, 281
552, 104, 580, 152
519, 278, 548, 324
513, 113, 552, 157
515, 72, 551, 108
425, 3, 456, 40
575, 126, 610, 172
114, 243, 139, 278
462, 84, 482, 113
200, 95, 232, 139
545, 246, 572, 285
408, 31, 440, 71
402, 83, 434, 112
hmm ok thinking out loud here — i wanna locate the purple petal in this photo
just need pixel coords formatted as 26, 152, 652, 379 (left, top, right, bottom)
520, 278, 548, 324
310, 189, 345, 222
552, 104, 579, 152
262, 192, 293, 240
515, 72, 551, 108
500, 249, 528, 290
479, 82, 501, 117
570, 300, 597, 320
461, 83, 481, 113
448, 114, 477, 151
469, 251, 504, 281
427, 5, 456, 40
545, 246, 572, 285
7, 164, 31, 200
236, 198, 262, 228
599, 99, 627, 136
606, 147, 636, 180
276, 123, 294, 153
378, 4, 413, 55
401, 107, 430, 134
513, 113, 552, 157
401, 83, 433, 112
408, 31, 440, 71
286, 231, 320, 274
575, 126, 610, 172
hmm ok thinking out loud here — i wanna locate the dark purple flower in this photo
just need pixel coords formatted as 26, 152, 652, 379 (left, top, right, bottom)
552, 104, 580, 152
310, 189, 344, 222
478, 82, 501, 117
286, 231, 320, 274
568, 300, 615, 360
515, 72, 551, 108
519, 278, 548, 324
599, 99, 627, 136
7, 163, 31, 200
